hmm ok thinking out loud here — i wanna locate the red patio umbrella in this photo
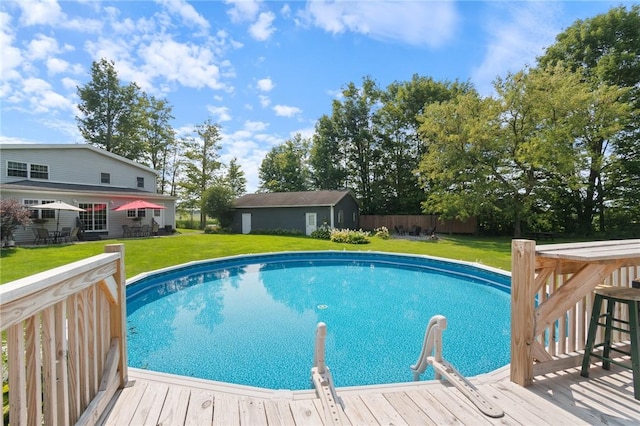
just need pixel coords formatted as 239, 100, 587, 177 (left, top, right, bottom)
112, 200, 167, 211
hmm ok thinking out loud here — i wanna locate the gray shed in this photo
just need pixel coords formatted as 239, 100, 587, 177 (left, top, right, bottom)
231, 190, 359, 235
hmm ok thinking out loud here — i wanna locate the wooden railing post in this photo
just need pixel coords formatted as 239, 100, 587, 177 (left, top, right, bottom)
104, 244, 128, 387
511, 239, 536, 386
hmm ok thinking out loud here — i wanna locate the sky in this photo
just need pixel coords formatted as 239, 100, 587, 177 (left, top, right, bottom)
0, 0, 631, 192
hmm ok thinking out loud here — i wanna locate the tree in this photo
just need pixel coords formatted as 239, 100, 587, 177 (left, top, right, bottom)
225, 157, 247, 198
139, 94, 176, 193
179, 119, 223, 228
309, 115, 348, 190
258, 134, 311, 192
76, 58, 145, 159
538, 5, 640, 233
417, 65, 628, 237
203, 184, 235, 229
1, 198, 32, 244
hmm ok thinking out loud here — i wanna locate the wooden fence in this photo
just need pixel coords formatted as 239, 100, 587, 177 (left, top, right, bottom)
510, 239, 640, 386
359, 215, 477, 234
0, 244, 128, 426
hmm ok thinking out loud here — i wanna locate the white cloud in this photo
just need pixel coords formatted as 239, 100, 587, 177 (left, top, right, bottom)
20, 77, 75, 113
471, 2, 561, 95
207, 105, 232, 122
0, 12, 23, 81
46, 57, 69, 74
249, 11, 276, 41
157, 0, 210, 31
17, 0, 65, 26
258, 95, 271, 108
244, 120, 268, 132
225, 0, 261, 23
26, 34, 60, 60
256, 78, 274, 92
273, 104, 302, 117
61, 77, 79, 90
299, 1, 458, 47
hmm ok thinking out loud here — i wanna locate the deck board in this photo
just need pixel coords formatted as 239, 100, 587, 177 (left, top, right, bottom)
98, 362, 639, 425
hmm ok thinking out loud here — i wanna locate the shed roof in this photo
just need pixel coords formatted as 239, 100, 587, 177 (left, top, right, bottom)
234, 190, 355, 208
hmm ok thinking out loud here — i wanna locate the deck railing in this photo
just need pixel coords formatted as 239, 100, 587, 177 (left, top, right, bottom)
1, 244, 128, 426
511, 239, 640, 386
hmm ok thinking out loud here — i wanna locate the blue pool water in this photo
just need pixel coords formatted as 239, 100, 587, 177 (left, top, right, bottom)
126, 251, 511, 390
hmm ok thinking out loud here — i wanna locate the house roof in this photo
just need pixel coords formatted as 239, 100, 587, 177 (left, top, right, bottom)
1, 180, 174, 200
234, 190, 356, 208
0, 144, 159, 175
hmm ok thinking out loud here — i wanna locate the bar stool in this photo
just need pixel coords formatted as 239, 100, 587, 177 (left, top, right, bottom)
581, 286, 640, 400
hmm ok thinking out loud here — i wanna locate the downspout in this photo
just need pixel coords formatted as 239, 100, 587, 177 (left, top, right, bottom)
330, 205, 335, 228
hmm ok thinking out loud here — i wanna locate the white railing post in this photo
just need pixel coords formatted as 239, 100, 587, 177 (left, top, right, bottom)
313, 322, 327, 375
104, 244, 128, 387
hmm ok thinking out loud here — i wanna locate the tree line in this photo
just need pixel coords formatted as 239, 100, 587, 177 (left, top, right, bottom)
258, 5, 639, 237
76, 6, 639, 237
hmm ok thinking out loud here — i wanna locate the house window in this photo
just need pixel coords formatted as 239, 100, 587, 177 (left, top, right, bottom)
78, 203, 107, 231
101, 173, 111, 184
126, 209, 146, 218
8, 161, 27, 177
337, 210, 344, 225
30, 164, 49, 179
7, 161, 48, 179
137, 177, 144, 188
24, 199, 56, 219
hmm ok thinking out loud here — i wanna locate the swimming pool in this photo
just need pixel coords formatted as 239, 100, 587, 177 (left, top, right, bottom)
126, 251, 511, 390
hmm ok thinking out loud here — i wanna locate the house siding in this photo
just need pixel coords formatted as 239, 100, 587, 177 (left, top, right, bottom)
1, 146, 157, 192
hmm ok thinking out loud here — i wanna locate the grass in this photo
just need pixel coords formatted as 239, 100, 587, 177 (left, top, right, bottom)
0, 232, 514, 284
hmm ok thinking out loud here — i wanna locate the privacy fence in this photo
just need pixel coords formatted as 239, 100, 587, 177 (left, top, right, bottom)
359, 215, 477, 234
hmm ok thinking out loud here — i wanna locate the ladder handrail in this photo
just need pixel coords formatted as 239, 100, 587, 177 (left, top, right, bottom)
410, 315, 447, 380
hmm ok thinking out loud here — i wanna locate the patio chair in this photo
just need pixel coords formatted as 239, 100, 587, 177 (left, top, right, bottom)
396, 225, 406, 235
140, 224, 150, 237
60, 227, 72, 242
36, 228, 50, 245
122, 225, 132, 238
32, 228, 41, 244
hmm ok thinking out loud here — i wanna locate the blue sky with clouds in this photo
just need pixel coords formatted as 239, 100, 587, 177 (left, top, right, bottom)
0, 0, 629, 192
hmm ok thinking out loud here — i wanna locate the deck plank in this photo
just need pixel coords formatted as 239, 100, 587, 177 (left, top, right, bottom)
340, 394, 380, 425
129, 382, 169, 425
156, 385, 190, 425
263, 399, 296, 426
102, 380, 147, 426
359, 392, 410, 426
405, 389, 465, 425
183, 388, 214, 425
212, 392, 240, 426
239, 395, 268, 425
383, 391, 437, 425
432, 386, 495, 426
288, 399, 324, 425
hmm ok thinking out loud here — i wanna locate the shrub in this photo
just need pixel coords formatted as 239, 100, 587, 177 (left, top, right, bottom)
330, 228, 370, 244
310, 224, 332, 240
374, 226, 390, 240
250, 228, 304, 236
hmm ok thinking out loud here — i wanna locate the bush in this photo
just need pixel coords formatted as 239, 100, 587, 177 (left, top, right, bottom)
310, 224, 332, 240
374, 226, 390, 240
330, 228, 370, 244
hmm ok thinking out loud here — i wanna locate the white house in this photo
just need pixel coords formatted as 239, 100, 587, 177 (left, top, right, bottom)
0, 144, 176, 244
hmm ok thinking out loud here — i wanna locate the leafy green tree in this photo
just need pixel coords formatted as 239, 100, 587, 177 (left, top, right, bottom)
139, 94, 176, 193
309, 115, 347, 190
76, 58, 145, 159
538, 5, 640, 233
258, 134, 311, 192
203, 184, 235, 229
225, 157, 247, 197
376, 75, 473, 214
417, 65, 627, 237
179, 119, 223, 227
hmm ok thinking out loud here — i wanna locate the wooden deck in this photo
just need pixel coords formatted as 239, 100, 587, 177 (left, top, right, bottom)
98, 357, 640, 425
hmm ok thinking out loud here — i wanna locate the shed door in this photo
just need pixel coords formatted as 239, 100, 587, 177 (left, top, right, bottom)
305, 213, 317, 236
242, 213, 251, 234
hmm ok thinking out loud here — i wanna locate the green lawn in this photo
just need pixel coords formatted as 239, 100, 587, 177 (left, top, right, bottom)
0, 232, 514, 284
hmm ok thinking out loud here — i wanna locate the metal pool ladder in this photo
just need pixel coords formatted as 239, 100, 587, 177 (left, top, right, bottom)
411, 315, 504, 418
